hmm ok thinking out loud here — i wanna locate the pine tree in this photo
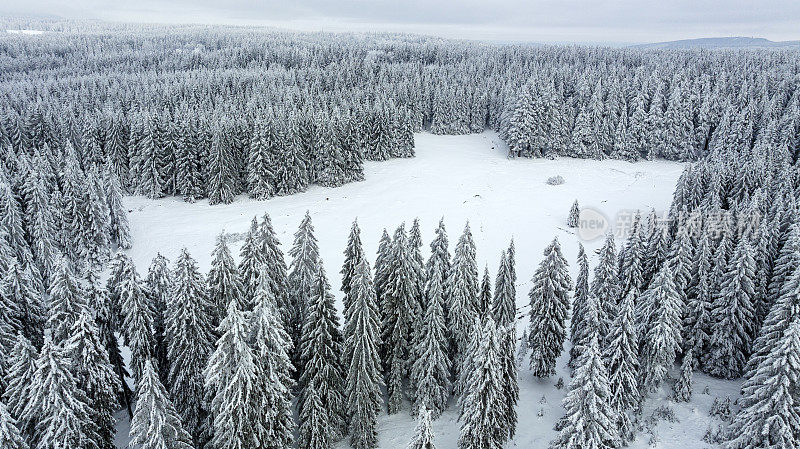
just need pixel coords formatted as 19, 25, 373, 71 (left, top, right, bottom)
617, 211, 644, 303
449, 223, 479, 395
2, 260, 45, 348
603, 289, 640, 441
410, 259, 451, 418
478, 266, 492, 316
569, 243, 590, 369
238, 217, 267, 307
640, 263, 682, 392
208, 124, 237, 205
250, 269, 295, 449
341, 219, 366, 318
497, 324, 519, 440
567, 200, 580, 228
426, 218, 452, 321
144, 253, 171, 383
258, 213, 291, 327
104, 166, 131, 249
289, 211, 322, 372
550, 334, 620, 449
382, 224, 421, 413
166, 249, 215, 446
23, 340, 97, 449
299, 266, 345, 443
592, 233, 619, 344
727, 319, 800, 449
683, 230, 713, 357
344, 258, 383, 449
205, 300, 264, 449
129, 360, 193, 449
0, 401, 28, 449
2, 335, 37, 441
207, 233, 244, 328
528, 238, 572, 378
705, 238, 756, 379
409, 218, 427, 317
458, 319, 506, 449
407, 407, 436, 449
66, 311, 120, 449
47, 260, 86, 344
492, 249, 515, 327
373, 229, 393, 310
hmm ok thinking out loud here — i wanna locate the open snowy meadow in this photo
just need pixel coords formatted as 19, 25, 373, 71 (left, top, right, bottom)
120, 132, 731, 448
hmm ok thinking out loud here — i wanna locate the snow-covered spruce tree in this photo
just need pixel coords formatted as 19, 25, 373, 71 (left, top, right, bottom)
449, 222, 479, 395
457, 319, 506, 449
569, 243, 590, 369
603, 289, 640, 442
47, 259, 86, 344
491, 247, 520, 439
259, 213, 291, 325
373, 229, 393, 310
683, 230, 713, 357
673, 348, 694, 403
409, 218, 426, 309
205, 300, 264, 449
550, 334, 620, 449
238, 217, 267, 308
2, 335, 37, 441
382, 224, 420, 414
144, 253, 171, 383
567, 200, 580, 228
704, 237, 756, 379
640, 263, 683, 393
103, 163, 131, 249
23, 340, 97, 449
82, 169, 111, 270
120, 259, 155, 383
426, 218, 452, 314
407, 407, 436, 449
207, 233, 244, 329
207, 124, 237, 205
0, 400, 28, 449
478, 266, 492, 316
592, 233, 619, 343
341, 219, 366, 319
23, 174, 59, 285
617, 211, 644, 303
289, 211, 322, 373
250, 270, 295, 449
299, 266, 345, 440
410, 259, 451, 418
492, 249, 515, 327
727, 319, 800, 449
66, 311, 120, 449
2, 260, 45, 348
247, 119, 275, 200
528, 237, 572, 378
344, 258, 384, 449
129, 359, 193, 449
166, 249, 215, 446
669, 227, 694, 305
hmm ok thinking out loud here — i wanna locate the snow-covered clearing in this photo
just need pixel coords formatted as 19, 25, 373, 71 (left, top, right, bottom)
122, 131, 735, 448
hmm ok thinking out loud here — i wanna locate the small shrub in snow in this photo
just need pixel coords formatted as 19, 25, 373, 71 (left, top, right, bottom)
567, 200, 580, 227
702, 385, 710, 395
539, 395, 547, 404
651, 405, 678, 423
537, 408, 544, 417
703, 424, 727, 444
554, 377, 564, 390
546, 175, 565, 186
709, 396, 732, 422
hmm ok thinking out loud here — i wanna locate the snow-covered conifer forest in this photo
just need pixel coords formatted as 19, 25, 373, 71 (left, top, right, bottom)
1, 15, 800, 449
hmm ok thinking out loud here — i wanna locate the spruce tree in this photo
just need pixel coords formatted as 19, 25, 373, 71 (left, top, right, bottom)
550, 335, 619, 449
382, 224, 420, 413
567, 200, 580, 228
569, 243, 590, 369
373, 229, 393, 310
299, 266, 345, 443
640, 263, 683, 392
705, 238, 756, 379
2, 260, 44, 348
208, 124, 237, 205
166, 249, 215, 446
207, 233, 244, 328
426, 218, 452, 321
409, 218, 426, 314
289, 211, 321, 372
344, 258, 383, 449
727, 319, 800, 449
129, 360, 193, 449
238, 217, 267, 308
341, 219, 366, 317
23, 340, 97, 449
144, 253, 170, 382
2, 335, 37, 441
592, 233, 619, 343
478, 266, 492, 316
46, 260, 86, 344
65, 311, 120, 449
259, 213, 291, 326
449, 223, 479, 395
205, 300, 264, 449
407, 407, 436, 449
673, 348, 694, 402
492, 249, 515, 327
104, 163, 132, 249
0, 401, 28, 449
603, 289, 640, 442
410, 259, 451, 418
683, 230, 713, 357
528, 237, 572, 378
250, 270, 294, 449
457, 319, 506, 449
120, 260, 155, 383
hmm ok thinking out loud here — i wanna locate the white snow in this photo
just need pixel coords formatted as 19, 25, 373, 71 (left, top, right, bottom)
121, 131, 738, 448
6, 29, 45, 35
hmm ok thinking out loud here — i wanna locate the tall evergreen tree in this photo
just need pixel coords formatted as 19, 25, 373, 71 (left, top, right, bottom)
449, 223, 479, 395
407, 407, 436, 449
289, 211, 321, 373
129, 360, 193, 449
144, 253, 171, 383
166, 249, 215, 446
2, 335, 38, 442
120, 260, 155, 383
0, 401, 28, 449
569, 243, 590, 369
640, 264, 683, 392
207, 233, 244, 328
528, 238, 572, 378
592, 234, 619, 343
46, 260, 85, 344
344, 258, 383, 449
238, 217, 267, 308
603, 289, 640, 442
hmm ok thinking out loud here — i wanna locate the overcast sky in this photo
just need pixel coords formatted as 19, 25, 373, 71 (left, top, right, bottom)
2, 0, 799, 44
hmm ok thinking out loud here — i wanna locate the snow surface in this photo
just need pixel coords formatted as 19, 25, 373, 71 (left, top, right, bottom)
121, 131, 737, 448
6, 29, 45, 35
